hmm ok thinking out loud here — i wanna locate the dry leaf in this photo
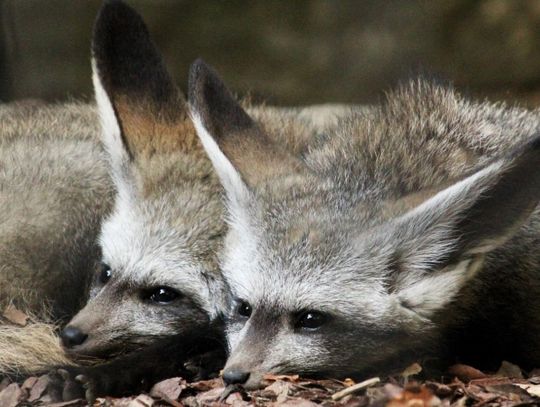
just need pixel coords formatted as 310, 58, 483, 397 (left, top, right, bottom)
2, 305, 29, 326
195, 387, 224, 405
0, 383, 22, 407
265, 380, 291, 403
263, 373, 300, 382
225, 392, 251, 406
0, 378, 11, 392
386, 385, 441, 407
188, 377, 223, 392
149, 377, 185, 401
515, 383, 540, 398
46, 400, 86, 407
495, 360, 524, 379
529, 376, 540, 385
383, 383, 404, 399
448, 364, 487, 382
277, 399, 319, 407
28, 375, 50, 402
424, 381, 453, 398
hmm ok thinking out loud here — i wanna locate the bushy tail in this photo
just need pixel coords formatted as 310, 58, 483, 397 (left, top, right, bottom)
0, 321, 74, 377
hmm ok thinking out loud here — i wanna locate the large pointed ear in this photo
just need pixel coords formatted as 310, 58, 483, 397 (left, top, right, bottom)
92, 0, 192, 176
389, 137, 540, 318
188, 59, 299, 204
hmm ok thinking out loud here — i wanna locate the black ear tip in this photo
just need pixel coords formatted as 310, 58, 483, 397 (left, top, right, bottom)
92, 0, 151, 74
191, 58, 208, 70
96, 0, 135, 22
99, 0, 135, 15
188, 58, 215, 100
93, 0, 146, 46
188, 59, 211, 86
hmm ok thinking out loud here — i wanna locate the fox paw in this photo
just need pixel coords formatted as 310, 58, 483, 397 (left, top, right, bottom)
183, 348, 226, 381
47, 368, 96, 405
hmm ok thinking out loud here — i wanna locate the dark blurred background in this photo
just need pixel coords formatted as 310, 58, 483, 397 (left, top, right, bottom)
1, 0, 540, 106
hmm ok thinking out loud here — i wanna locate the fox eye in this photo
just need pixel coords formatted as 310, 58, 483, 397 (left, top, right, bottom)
99, 263, 112, 284
296, 311, 327, 330
143, 287, 181, 304
236, 301, 252, 318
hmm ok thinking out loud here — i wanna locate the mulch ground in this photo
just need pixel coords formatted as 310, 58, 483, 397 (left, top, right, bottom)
2, 361, 540, 407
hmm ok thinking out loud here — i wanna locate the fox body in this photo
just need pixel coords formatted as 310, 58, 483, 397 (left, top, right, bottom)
0, 100, 114, 373
190, 63, 540, 388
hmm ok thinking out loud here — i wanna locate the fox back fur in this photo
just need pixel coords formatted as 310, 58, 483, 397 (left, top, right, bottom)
0, 100, 114, 375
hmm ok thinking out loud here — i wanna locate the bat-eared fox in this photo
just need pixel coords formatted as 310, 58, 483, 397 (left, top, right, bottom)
189, 59, 540, 389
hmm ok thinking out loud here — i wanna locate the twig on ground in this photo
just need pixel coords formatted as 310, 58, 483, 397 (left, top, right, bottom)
331, 377, 380, 401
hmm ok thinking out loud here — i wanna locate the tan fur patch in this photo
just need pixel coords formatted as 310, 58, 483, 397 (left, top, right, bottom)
114, 95, 202, 159
0, 321, 73, 376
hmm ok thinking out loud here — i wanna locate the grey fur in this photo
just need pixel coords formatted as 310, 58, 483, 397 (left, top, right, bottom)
191, 70, 540, 388
0, 100, 114, 375
0, 100, 113, 319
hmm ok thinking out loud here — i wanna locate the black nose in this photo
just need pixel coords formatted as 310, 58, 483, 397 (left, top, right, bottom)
60, 326, 88, 348
223, 369, 250, 385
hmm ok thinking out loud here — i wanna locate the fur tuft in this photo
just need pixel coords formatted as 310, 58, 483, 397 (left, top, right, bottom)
0, 322, 73, 377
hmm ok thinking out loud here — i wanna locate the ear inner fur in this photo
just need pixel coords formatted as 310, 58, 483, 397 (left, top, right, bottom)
188, 59, 301, 187
92, 0, 192, 159
114, 96, 200, 159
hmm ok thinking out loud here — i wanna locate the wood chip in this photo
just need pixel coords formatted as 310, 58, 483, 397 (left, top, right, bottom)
331, 377, 380, 401
401, 363, 422, 380
128, 394, 155, 407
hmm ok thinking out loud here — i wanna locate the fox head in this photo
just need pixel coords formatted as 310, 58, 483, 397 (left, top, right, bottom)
189, 60, 540, 388
60, 1, 227, 360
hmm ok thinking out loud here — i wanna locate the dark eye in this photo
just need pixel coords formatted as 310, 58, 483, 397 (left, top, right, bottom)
236, 300, 252, 318
144, 287, 181, 304
296, 311, 327, 330
99, 263, 112, 284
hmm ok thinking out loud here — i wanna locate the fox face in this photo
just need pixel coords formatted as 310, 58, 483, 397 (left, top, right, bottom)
218, 189, 478, 387
59, 1, 226, 360
64, 188, 223, 358
189, 60, 540, 388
